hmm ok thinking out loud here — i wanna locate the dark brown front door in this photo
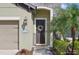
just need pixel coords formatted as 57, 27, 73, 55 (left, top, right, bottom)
36, 20, 45, 44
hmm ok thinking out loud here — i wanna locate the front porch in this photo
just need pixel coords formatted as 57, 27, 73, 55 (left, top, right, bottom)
33, 7, 52, 47
32, 7, 53, 55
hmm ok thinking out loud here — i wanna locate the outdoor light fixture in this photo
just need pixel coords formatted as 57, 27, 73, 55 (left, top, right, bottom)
21, 16, 28, 32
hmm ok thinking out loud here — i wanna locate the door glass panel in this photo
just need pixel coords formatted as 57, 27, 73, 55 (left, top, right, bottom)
36, 20, 45, 44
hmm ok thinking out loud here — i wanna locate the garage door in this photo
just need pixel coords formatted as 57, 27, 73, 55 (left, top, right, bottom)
0, 20, 19, 50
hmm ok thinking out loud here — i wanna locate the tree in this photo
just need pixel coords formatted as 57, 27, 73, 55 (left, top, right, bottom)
66, 4, 79, 54
51, 4, 79, 54
51, 7, 68, 40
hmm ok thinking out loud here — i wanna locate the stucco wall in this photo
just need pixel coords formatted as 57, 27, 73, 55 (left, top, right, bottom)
0, 4, 33, 50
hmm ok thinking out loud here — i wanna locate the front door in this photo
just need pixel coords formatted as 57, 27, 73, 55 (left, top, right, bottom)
35, 18, 47, 45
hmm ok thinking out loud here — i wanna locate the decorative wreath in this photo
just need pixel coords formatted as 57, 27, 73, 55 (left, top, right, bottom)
37, 25, 43, 31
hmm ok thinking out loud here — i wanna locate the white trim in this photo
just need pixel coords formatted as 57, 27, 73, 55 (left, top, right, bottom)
25, 3, 36, 9
37, 6, 53, 22
34, 17, 47, 45
0, 16, 20, 20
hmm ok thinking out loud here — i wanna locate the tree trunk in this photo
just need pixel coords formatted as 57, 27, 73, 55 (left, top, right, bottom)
53, 31, 57, 48
71, 26, 76, 55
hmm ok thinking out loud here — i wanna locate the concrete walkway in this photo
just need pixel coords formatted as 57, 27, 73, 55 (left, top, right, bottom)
0, 50, 18, 55
33, 46, 53, 55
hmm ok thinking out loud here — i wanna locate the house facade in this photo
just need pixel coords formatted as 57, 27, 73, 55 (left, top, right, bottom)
0, 3, 36, 51
0, 3, 60, 54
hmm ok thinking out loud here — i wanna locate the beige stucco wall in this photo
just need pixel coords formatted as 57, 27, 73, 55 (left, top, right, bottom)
0, 3, 33, 50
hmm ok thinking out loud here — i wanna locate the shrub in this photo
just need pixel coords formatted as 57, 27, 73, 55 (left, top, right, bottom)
74, 40, 79, 54
53, 40, 69, 55
53, 39, 79, 55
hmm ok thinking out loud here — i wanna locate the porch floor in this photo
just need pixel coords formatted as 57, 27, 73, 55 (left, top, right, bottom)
33, 45, 53, 55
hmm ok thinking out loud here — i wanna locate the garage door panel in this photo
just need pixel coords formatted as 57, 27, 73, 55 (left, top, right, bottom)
0, 21, 18, 50
0, 20, 18, 25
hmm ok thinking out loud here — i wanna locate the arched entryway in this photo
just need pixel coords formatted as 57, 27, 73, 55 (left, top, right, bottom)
33, 7, 53, 46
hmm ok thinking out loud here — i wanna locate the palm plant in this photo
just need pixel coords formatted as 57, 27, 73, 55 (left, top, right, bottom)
66, 4, 79, 54
51, 4, 79, 54
51, 7, 68, 40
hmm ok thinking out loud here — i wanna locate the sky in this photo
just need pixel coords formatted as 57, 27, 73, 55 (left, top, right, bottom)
61, 3, 79, 9
61, 4, 68, 9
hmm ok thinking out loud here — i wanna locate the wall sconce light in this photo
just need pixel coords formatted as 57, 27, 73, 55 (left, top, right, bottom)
21, 16, 28, 32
